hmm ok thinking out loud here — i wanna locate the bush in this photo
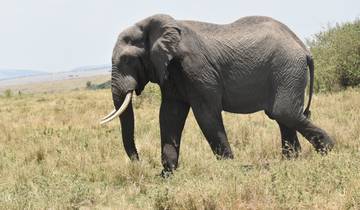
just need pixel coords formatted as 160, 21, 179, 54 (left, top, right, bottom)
308, 18, 360, 92
86, 80, 111, 90
4, 89, 12, 98
86, 81, 92, 89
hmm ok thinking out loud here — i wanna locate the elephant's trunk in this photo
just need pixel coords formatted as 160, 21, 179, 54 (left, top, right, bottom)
103, 65, 140, 160
112, 92, 139, 161
119, 100, 139, 161
100, 91, 139, 161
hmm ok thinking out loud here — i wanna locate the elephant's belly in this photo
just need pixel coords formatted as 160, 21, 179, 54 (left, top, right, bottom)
222, 79, 270, 114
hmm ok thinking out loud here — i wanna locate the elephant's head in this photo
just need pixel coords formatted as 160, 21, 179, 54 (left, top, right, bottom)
100, 14, 182, 160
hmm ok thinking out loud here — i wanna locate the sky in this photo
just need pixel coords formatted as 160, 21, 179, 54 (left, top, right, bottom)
0, 0, 359, 72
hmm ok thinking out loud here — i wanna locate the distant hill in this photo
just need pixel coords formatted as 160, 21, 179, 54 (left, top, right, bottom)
0, 65, 111, 82
70, 64, 111, 73
0, 69, 47, 81
0, 64, 111, 90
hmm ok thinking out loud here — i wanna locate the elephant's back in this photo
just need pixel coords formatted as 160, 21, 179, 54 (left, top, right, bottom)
231, 16, 308, 52
231, 16, 275, 26
180, 16, 308, 54
179, 20, 225, 34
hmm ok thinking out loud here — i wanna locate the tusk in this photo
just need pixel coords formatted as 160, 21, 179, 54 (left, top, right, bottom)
100, 92, 132, 125
100, 109, 116, 121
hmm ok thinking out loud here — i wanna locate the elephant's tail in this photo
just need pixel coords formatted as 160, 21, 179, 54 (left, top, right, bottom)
304, 55, 314, 118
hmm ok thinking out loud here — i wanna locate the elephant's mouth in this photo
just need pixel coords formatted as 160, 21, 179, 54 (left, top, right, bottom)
135, 86, 144, 96
100, 91, 133, 124
134, 57, 148, 96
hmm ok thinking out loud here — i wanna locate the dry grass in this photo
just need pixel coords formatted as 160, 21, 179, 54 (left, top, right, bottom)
0, 85, 359, 209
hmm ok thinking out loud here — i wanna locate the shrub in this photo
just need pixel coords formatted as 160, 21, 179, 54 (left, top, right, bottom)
4, 89, 12, 98
308, 18, 360, 92
86, 81, 92, 89
85, 81, 111, 90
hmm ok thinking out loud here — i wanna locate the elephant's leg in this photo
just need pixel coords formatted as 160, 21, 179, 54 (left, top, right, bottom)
160, 99, 190, 175
191, 105, 234, 159
268, 65, 334, 154
271, 111, 334, 154
294, 119, 334, 154
276, 121, 301, 158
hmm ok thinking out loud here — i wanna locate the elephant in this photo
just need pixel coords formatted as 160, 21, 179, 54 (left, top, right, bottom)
100, 14, 335, 175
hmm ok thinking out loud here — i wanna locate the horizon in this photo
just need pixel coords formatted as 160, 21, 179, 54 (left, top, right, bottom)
0, 0, 359, 72
0, 64, 111, 73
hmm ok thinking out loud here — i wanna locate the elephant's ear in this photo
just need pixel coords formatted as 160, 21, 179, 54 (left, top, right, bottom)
150, 23, 181, 84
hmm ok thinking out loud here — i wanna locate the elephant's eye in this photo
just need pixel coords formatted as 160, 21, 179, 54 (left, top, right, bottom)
132, 37, 143, 44
120, 54, 130, 63
123, 36, 131, 43
120, 54, 137, 65
133, 41, 144, 48
125, 39, 143, 48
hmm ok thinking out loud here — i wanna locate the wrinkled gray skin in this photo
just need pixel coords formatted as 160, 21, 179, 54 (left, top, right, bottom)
111, 14, 334, 175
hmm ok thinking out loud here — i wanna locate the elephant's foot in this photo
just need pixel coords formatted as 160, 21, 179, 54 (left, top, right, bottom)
215, 149, 234, 160
309, 134, 335, 155
129, 153, 140, 161
160, 169, 174, 178
295, 120, 335, 155
161, 155, 178, 178
281, 139, 301, 159
282, 144, 301, 159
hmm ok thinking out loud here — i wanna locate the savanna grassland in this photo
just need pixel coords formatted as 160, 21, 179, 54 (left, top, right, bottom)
0, 85, 360, 209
